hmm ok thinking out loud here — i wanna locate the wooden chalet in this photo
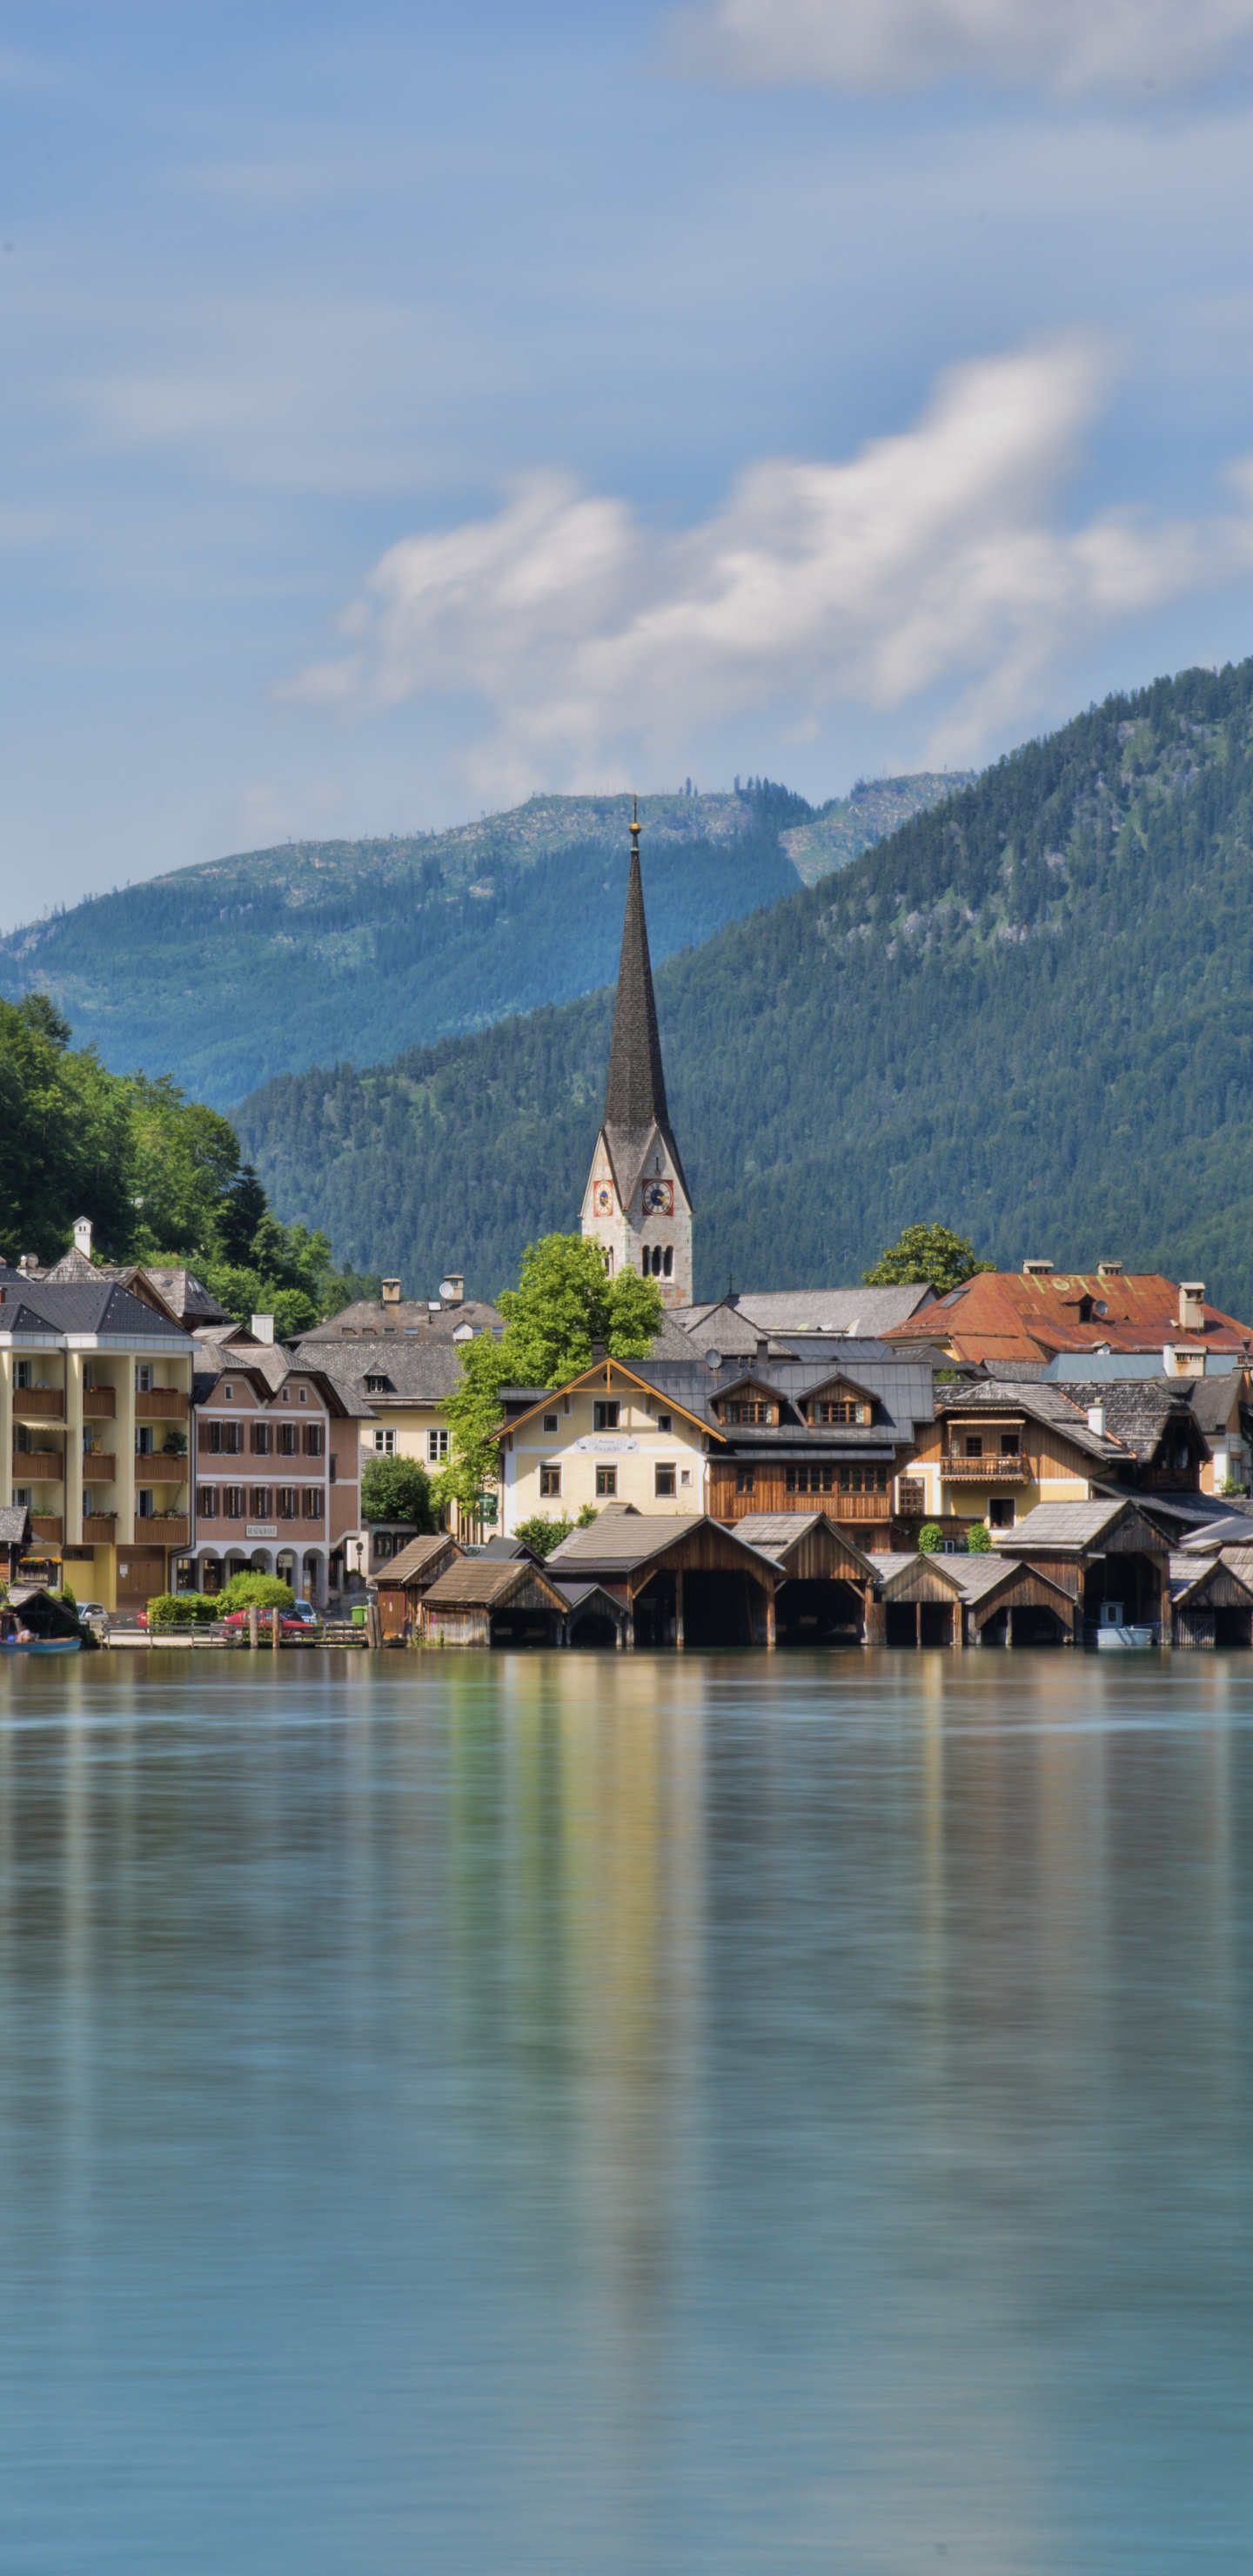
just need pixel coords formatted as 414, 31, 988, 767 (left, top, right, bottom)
732, 1513, 877, 1643
547, 1506, 780, 1647
989, 1499, 1174, 1639
1170, 1546, 1253, 1649
421, 1554, 570, 1649
874, 1548, 1082, 1648
374, 1531, 462, 1641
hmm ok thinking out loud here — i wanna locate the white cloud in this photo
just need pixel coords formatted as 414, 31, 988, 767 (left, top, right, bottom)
285, 344, 1253, 790
667, 0, 1253, 97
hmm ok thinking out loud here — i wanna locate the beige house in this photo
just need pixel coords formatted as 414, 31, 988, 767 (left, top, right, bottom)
499, 1358, 713, 1532
899, 1381, 1134, 1538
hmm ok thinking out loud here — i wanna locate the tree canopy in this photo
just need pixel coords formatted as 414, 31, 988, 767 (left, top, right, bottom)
862, 1224, 993, 1296
438, 1234, 665, 1513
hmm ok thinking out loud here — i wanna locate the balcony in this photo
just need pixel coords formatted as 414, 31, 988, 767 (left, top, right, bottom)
30, 1515, 64, 1543
940, 1454, 1029, 1482
84, 1385, 117, 1419
13, 1450, 64, 1482
83, 1515, 119, 1542
11, 1386, 64, 1419
135, 1450, 189, 1479
134, 1515, 188, 1544
81, 1453, 117, 1483
135, 1388, 188, 1420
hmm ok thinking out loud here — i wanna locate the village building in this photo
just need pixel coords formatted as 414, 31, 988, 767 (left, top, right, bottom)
900, 1379, 1162, 1539
421, 1552, 570, 1649
296, 1271, 501, 1346
883, 1263, 1253, 1368
189, 1341, 367, 1603
580, 802, 693, 1307
374, 1531, 463, 1641
0, 1266, 197, 1611
546, 1506, 781, 1648
499, 1355, 711, 1527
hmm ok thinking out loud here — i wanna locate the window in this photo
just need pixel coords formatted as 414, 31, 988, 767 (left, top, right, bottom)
224, 1486, 244, 1519
298, 1388, 307, 1403
278, 1423, 297, 1456
999, 1432, 1020, 1457
14, 1362, 30, 1390
223, 1384, 233, 1399
988, 1498, 1015, 1528
663, 1246, 673, 1277
278, 1488, 298, 1520
135, 1365, 152, 1393
280, 1388, 290, 1404
303, 1489, 324, 1520
814, 1399, 868, 1426
137, 1490, 154, 1519
654, 1462, 676, 1498
427, 1429, 449, 1463
736, 1467, 755, 1495
200, 1419, 241, 1455
839, 1465, 888, 1495
596, 1464, 618, 1498
964, 1436, 983, 1459
373, 1429, 397, 1455
786, 1465, 834, 1495
329, 1457, 338, 1482
303, 1424, 323, 1458
727, 1400, 772, 1426
657, 1413, 673, 1433
680, 1467, 691, 1486
136, 1427, 154, 1456
250, 1486, 271, 1517
197, 1487, 218, 1519
365, 1375, 389, 1393
593, 1401, 620, 1431
897, 1479, 925, 1516
251, 1422, 271, 1456
542, 1413, 559, 1433
12, 1488, 30, 1508
540, 1464, 561, 1499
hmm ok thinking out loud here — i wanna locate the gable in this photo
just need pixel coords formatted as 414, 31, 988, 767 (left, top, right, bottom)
801, 1372, 878, 1426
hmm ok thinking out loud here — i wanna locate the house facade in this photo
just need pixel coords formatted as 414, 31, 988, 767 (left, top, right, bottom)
189, 1345, 366, 1602
499, 1358, 710, 1529
0, 1268, 197, 1609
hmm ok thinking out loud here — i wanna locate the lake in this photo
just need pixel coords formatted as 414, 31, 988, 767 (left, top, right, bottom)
0, 1647, 1250, 2573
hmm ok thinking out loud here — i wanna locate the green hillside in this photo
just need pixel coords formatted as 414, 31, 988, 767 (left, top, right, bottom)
0, 775, 958, 1106
237, 660, 1253, 1322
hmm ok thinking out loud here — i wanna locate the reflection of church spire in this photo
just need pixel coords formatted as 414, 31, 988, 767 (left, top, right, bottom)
603, 799, 687, 1197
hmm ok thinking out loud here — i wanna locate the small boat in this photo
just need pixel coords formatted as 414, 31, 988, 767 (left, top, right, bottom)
0, 1635, 81, 1654
1096, 1623, 1157, 1650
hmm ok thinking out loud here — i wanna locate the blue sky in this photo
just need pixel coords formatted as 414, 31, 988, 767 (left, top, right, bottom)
6, 0, 1253, 920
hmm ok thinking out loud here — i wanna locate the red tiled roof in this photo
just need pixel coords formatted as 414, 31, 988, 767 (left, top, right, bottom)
882, 1272, 1253, 1365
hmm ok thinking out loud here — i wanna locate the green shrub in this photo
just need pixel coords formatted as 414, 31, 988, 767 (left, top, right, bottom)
515, 1513, 573, 1560
576, 1503, 599, 1526
965, 1522, 991, 1554
360, 1454, 436, 1528
148, 1590, 219, 1628
216, 1573, 295, 1615
918, 1522, 943, 1554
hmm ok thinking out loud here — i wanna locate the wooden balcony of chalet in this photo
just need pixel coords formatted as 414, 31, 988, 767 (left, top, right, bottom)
136, 1451, 190, 1479
84, 1385, 117, 1419
13, 1449, 64, 1482
11, 1386, 64, 1419
83, 1515, 119, 1541
81, 1454, 117, 1483
939, 1455, 1029, 1483
136, 1388, 188, 1421
30, 1516, 63, 1543
133, 1514, 189, 1544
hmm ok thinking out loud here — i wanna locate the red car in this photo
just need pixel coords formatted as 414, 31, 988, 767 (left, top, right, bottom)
221, 1604, 319, 1642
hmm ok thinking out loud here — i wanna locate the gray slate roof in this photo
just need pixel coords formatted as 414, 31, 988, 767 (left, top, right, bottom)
0, 1505, 31, 1548
316, 1342, 466, 1405
992, 1499, 1136, 1549
673, 1286, 935, 1346
627, 1339, 937, 1442
1045, 1379, 1201, 1464
376, 1533, 459, 1586
936, 1378, 1132, 1466
298, 1298, 502, 1342
0, 1278, 190, 1339
424, 1557, 563, 1609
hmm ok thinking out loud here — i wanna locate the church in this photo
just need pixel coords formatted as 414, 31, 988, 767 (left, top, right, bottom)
580, 801, 694, 1308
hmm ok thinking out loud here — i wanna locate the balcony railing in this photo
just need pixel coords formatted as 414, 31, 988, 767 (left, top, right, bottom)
83, 1515, 119, 1541
13, 1450, 64, 1482
84, 1386, 117, 1419
30, 1515, 64, 1542
133, 1514, 189, 1544
81, 1453, 117, 1483
135, 1451, 189, 1479
940, 1455, 1029, 1482
135, 1389, 188, 1420
11, 1387, 64, 1419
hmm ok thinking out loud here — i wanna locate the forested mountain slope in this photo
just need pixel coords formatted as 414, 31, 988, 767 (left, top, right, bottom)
238, 661, 1253, 1321
0, 775, 958, 1104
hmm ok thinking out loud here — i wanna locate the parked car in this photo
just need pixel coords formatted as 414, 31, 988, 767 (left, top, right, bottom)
221, 1602, 320, 1642
77, 1602, 109, 1624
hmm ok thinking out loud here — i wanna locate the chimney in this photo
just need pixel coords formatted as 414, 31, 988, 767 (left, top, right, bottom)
590, 1336, 606, 1362
74, 1217, 92, 1260
250, 1311, 275, 1345
19, 1253, 37, 1275
381, 1278, 402, 1307
1179, 1282, 1206, 1332
1022, 1258, 1054, 1278
1087, 1404, 1105, 1436
1097, 1259, 1122, 1278
439, 1273, 465, 1308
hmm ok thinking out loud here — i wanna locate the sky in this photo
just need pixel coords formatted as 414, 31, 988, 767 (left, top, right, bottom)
7, 0, 1253, 921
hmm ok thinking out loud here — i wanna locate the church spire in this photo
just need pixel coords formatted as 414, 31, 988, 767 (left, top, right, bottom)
603, 797, 671, 1133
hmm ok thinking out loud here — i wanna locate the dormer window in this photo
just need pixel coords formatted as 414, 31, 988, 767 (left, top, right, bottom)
807, 1378, 873, 1426
725, 1399, 774, 1426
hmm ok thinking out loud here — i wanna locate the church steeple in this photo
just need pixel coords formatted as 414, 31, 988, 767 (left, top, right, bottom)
581, 798, 693, 1306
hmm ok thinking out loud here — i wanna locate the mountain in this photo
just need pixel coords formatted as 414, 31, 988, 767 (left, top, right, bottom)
237, 660, 1253, 1322
0, 775, 960, 1107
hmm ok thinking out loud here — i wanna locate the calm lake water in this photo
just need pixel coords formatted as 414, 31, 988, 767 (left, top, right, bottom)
0, 1648, 1250, 2573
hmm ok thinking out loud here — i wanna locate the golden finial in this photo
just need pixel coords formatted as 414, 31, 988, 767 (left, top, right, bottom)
630, 793, 640, 856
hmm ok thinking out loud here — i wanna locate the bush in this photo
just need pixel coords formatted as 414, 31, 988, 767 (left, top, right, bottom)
918, 1522, 943, 1554
216, 1573, 295, 1615
576, 1503, 599, 1526
515, 1513, 573, 1560
966, 1522, 991, 1554
149, 1590, 220, 1628
360, 1453, 436, 1528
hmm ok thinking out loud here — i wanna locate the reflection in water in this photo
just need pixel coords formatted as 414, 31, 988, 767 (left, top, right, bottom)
0, 1652, 1250, 2571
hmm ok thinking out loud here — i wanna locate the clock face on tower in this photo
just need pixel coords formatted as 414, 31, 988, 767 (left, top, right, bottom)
641, 1179, 673, 1216
593, 1182, 614, 1215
